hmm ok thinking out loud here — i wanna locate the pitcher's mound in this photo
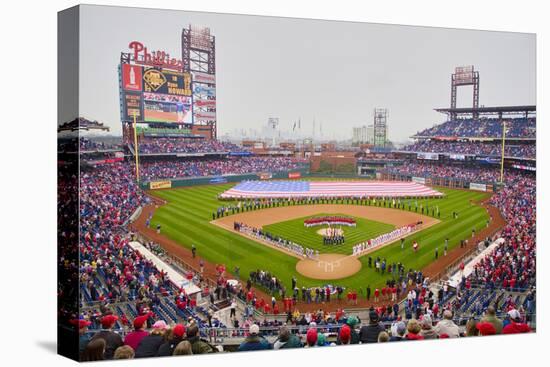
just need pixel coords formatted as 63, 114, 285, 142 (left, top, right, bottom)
296, 254, 362, 280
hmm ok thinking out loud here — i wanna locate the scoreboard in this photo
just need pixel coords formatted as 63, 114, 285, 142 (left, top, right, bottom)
120, 63, 192, 123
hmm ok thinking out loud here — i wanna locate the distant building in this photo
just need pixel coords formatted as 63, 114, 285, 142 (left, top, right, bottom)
352, 126, 368, 145
366, 125, 375, 145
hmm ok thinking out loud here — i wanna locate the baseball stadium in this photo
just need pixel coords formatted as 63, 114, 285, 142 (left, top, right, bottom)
58, 22, 536, 361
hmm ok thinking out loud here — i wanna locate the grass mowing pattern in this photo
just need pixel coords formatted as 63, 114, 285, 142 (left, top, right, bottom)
150, 183, 489, 295
263, 214, 395, 255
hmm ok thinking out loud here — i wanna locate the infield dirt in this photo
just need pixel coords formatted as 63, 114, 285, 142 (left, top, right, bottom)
213, 204, 439, 230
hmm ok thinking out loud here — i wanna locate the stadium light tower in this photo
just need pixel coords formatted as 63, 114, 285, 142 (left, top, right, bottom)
182, 25, 217, 140
268, 117, 279, 146
373, 108, 388, 148
450, 65, 480, 120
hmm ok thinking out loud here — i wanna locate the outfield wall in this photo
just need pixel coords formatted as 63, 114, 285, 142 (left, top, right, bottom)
142, 167, 310, 190
378, 172, 497, 192
141, 167, 496, 193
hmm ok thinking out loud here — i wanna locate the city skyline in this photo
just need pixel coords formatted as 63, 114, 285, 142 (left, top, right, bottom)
76, 5, 536, 143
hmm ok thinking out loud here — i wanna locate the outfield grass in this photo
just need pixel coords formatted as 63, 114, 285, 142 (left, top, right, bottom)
149, 183, 489, 294
263, 214, 395, 255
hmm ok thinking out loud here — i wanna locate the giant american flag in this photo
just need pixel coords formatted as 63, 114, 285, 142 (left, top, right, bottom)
219, 181, 443, 199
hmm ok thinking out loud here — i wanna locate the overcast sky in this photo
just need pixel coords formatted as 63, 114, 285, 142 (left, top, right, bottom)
77, 5, 535, 142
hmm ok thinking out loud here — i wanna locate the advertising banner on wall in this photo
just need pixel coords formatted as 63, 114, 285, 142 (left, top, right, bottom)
193, 84, 216, 97
258, 173, 273, 180
122, 64, 143, 91
449, 154, 466, 160
288, 172, 302, 179
229, 151, 252, 157
412, 176, 426, 184
210, 177, 228, 184
194, 111, 217, 121
122, 91, 143, 120
192, 71, 216, 84
512, 164, 536, 172
417, 152, 439, 160
194, 99, 216, 108
150, 180, 172, 190
476, 156, 500, 164
469, 183, 487, 192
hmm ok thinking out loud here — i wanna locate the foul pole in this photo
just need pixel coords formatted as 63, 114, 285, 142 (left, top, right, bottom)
133, 111, 140, 182
500, 120, 506, 184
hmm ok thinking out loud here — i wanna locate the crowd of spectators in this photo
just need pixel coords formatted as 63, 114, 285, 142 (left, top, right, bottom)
76, 161, 233, 360
467, 172, 536, 292
414, 118, 535, 138
78, 162, 184, 306
139, 157, 306, 180
80, 162, 146, 229
136, 138, 243, 154
73, 151, 535, 360
382, 161, 502, 183
80, 137, 121, 151
402, 140, 535, 159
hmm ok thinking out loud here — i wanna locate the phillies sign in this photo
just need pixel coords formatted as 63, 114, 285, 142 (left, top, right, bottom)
128, 41, 183, 71
192, 71, 216, 84
194, 111, 217, 121
194, 99, 216, 108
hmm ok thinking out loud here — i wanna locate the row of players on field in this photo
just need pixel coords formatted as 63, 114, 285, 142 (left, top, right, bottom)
213, 196, 444, 220
234, 222, 320, 259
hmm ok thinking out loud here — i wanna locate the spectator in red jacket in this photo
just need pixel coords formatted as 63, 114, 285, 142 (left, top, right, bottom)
124, 315, 149, 351
502, 309, 532, 334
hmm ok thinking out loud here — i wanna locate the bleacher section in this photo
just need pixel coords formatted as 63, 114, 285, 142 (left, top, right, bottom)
413, 117, 535, 139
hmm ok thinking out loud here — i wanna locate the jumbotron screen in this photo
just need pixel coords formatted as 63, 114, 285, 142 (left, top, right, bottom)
120, 64, 192, 123
143, 92, 192, 123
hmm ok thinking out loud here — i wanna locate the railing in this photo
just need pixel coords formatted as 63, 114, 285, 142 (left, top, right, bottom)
80, 290, 178, 310
129, 230, 217, 291
83, 312, 537, 343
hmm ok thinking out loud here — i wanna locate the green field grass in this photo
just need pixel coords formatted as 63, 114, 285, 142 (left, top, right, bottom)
149, 183, 489, 295
263, 214, 395, 255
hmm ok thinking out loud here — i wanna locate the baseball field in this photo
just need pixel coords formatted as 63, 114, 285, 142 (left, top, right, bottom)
264, 214, 395, 255
142, 181, 491, 296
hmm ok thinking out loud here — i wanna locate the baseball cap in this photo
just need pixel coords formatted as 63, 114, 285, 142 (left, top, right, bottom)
507, 309, 521, 321
476, 322, 497, 336
392, 321, 406, 336
369, 310, 379, 322
339, 324, 351, 343
152, 320, 168, 330
306, 328, 318, 345
100, 315, 118, 328
71, 319, 92, 329
133, 315, 148, 329
173, 324, 186, 338
317, 333, 327, 346
347, 315, 359, 326
250, 324, 260, 334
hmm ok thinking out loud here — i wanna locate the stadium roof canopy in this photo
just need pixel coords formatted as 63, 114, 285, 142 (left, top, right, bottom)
58, 117, 110, 132
435, 105, 536, 117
